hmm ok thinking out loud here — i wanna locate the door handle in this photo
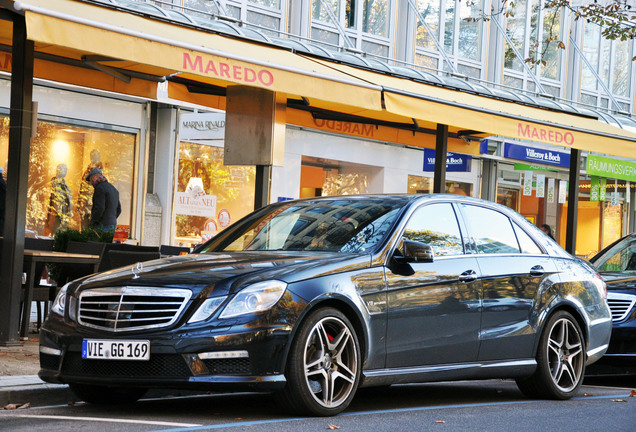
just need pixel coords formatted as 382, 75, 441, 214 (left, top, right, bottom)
530, 265, 545, 276
459, 269, 478, 283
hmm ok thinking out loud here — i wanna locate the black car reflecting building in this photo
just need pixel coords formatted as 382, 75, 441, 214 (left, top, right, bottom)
40, 195, 611, 416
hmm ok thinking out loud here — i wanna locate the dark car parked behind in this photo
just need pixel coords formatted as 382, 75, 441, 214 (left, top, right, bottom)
588, 233, 636, 376
39, 194, 611, 416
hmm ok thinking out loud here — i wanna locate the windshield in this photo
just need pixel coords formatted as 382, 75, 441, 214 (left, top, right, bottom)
199, 197, 407, 253
592, 236, 636, 272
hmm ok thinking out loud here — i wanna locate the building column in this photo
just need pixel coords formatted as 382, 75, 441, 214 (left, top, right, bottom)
0, 15, 34, 345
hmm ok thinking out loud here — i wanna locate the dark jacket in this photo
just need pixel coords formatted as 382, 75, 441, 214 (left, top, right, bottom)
90, 180, 121, 228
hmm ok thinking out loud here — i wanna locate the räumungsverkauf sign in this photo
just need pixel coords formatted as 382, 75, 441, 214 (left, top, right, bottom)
587, 155, 636, 182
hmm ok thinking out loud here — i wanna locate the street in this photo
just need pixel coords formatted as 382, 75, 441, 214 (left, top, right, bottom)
1, 380, 634, 432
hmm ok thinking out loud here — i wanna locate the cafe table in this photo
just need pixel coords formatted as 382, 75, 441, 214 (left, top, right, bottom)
21, 249, 100, 339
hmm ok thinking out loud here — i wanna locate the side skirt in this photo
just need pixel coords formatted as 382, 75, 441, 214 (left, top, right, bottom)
359, 359, 537, 388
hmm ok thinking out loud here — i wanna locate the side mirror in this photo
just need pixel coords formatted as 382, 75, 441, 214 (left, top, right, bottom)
401, 240, 434, 263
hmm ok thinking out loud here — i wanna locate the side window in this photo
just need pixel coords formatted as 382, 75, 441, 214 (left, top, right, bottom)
460, 205, 520, 254
402, 203, 464, 256
513, 223, 543, 254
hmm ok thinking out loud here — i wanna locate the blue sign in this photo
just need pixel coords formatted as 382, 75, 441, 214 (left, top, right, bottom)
423, 149, 472, 172
504, 143, 570, 168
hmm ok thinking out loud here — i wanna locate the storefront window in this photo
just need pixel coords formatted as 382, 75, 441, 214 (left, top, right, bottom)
0, 117, 135, 238
173, 142, 255, 247
300, 157, 378, 198
407, 175, 472, 196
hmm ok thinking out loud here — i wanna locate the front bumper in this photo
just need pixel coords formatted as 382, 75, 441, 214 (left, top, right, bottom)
586, 324, 636, 375
38, 318, 291, 391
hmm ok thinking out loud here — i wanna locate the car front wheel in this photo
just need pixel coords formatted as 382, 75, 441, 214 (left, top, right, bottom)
516, 310, 585, 399
276, 307, 361, 416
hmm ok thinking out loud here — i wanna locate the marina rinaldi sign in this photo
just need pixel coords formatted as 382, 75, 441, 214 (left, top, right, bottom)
587, 154, 636, 182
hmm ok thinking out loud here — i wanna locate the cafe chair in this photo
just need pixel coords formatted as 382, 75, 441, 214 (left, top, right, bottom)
160, 244, 191, 257
107, 250, 161, 270
22, 237, 55, 331
98, 243, 160, 272
55, 240, 107, 286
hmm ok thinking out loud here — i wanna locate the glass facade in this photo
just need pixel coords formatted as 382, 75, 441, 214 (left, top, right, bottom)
0, 116, 136, 238
173, 142, 255, 247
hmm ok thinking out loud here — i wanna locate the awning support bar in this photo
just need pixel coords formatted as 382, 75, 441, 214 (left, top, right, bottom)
565, 148, 581, 255
433, 123, 448, 193
0, 13, 33, 346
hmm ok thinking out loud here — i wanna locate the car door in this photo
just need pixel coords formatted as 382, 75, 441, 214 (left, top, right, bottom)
385, 202, 482, 368
457, 203, 559, 361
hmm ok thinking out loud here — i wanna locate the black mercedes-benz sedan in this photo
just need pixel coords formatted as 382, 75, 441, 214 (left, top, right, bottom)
587, 233, 636, 376
39, 194, 611, 416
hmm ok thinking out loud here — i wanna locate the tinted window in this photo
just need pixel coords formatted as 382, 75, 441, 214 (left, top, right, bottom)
513, 223, 543, 254
401, 203, 464, 256
460, 205, 520, 254
203, 198, 406, 253
593, 237, 636, 272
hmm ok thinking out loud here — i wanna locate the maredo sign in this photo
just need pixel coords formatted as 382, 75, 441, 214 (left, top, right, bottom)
517, 122, 575, 146
183, 52, 274, 87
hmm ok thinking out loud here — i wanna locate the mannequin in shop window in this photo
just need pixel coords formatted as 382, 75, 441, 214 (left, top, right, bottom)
45, 163, 73, 235
77, 149, 104, 230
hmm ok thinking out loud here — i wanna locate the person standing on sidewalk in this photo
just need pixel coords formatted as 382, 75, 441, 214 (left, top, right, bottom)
86, 167, 121, 232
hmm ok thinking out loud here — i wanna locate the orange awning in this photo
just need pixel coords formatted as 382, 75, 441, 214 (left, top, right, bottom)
13, 0, 382, 114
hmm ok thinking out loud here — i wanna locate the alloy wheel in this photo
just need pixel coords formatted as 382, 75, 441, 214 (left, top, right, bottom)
303, 316, 358, 408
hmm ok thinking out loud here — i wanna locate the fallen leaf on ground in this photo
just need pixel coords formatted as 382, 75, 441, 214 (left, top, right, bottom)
612, 399, 627, 403
0, 353, 6, 356
24, 353, 34, 357
328, 424, 341, 429
584, 392, 593, 397
630, 390, 636, 397
17, 403, 30, 409
435, 420, 446, 423
3, 403, 29, 410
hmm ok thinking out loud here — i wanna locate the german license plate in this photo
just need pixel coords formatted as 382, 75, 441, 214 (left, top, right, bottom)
82, 339, 150, 361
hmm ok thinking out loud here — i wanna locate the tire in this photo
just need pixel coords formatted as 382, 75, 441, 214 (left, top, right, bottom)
516, 310, 585, 399
275, 307, 361, 416
69, 383, 147, 405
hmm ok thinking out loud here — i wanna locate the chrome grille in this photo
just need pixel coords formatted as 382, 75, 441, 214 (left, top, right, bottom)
77, 287, 192, 332
607, 292, 636, 322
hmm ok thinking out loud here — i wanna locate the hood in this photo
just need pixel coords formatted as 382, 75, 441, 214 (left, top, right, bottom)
599, 271, 636, 293
75, 251, 371, 298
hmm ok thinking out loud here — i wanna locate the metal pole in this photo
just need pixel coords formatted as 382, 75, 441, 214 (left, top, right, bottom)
0, 14, 34, 345
254, 165, 272, 210
433, 124, 448, 194
565, 148, 581, 255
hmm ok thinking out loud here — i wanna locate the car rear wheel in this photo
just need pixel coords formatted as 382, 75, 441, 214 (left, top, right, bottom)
276, 307, 361, 416
69, 383, 147, 405
516, 310, 585, 399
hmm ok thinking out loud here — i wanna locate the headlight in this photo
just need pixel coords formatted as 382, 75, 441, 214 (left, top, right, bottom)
219, 280, 287, 319
188, 297, 227, 324
51, 282, 70, 316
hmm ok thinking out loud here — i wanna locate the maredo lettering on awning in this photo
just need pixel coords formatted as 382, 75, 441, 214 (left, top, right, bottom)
516, 122, 575, 146
504, 143, 571, 168
423, 149, 472, 172
183, 53, 274, 87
